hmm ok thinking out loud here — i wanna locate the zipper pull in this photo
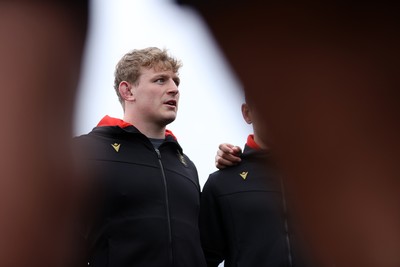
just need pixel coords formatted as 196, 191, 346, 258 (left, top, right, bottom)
155, 148, 161, 159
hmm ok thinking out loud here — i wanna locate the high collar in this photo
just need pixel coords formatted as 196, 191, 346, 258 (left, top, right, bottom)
96, 115, 177, 140
246, 134, 260, 150
243, 134, 270, 158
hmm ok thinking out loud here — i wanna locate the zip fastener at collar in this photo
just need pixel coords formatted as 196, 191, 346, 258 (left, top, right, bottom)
155, 148, 173, 266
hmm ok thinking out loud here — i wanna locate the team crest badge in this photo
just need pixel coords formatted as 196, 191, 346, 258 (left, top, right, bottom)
177, 151, 188, 167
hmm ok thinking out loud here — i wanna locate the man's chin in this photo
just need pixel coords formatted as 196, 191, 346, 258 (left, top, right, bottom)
161, 116, 177, 126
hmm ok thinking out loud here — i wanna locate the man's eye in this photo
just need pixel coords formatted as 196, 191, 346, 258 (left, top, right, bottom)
155, 78, 164, 84
174, 79, 180, 86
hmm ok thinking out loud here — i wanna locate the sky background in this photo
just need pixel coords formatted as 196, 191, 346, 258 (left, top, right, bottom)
73, 0, 251, 188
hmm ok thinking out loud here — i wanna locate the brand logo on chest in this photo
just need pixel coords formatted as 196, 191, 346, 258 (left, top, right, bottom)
239, 171, 248, 180
111, 143, 121, 152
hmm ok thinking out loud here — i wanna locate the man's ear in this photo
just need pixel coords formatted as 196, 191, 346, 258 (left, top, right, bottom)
119, 81, 135, 101
241, 103, 252, 124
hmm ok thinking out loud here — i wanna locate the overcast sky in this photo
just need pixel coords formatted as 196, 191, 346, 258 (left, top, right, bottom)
73, 0, 251, 187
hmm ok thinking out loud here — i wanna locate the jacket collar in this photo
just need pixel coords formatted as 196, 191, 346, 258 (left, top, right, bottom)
243, 134, 270, 158
96, 115, 177, 140
246, 134, 260, 150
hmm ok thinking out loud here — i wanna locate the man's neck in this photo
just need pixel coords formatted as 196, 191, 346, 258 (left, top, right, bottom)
123, 115, 166, 139
253, 134, 268, 150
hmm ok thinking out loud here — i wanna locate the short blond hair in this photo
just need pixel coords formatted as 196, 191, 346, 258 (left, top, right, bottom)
114, 47, 182, 105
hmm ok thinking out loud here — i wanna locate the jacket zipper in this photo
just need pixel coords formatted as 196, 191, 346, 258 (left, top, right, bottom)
280, 178, 293, 267
155, 148, 173, 266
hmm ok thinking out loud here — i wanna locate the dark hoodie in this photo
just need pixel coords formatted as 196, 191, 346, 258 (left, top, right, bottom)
74, 116, 206, 267
199, 135, 298, 267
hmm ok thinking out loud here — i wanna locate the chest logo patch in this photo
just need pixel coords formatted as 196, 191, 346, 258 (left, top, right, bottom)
239, 171, 248, 180
177, 151, 188, 167
111, 143, 121, 152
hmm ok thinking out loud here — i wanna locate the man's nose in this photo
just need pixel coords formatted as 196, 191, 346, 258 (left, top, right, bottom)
167, 80, 179, 95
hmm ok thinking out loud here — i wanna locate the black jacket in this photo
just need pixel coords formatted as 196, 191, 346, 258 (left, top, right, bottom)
75, 116, 206, 267
199, 135, 294, 267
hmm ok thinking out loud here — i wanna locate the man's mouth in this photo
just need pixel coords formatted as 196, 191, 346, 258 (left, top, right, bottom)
165, 100, 177, 107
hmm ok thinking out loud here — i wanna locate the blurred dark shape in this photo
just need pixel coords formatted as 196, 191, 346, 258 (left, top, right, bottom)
177, 2, 400, 266
0, 2, 88, 266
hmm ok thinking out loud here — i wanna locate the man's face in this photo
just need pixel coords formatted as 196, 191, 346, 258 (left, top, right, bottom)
131, 66, 180, 126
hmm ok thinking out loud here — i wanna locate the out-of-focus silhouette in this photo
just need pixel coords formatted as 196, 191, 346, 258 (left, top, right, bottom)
0, 2, 88, 266
177, 2, 400, 266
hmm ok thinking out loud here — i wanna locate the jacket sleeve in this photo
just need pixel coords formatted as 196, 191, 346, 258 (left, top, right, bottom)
199, 175, 226, 267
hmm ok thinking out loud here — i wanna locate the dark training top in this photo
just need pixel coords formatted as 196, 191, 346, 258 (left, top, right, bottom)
75, 116, 206, 267
199, 135, 295, 267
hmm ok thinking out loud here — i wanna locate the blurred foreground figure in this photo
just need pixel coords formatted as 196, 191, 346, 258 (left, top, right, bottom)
178, 1, 400, 266
0, 2, 88, 267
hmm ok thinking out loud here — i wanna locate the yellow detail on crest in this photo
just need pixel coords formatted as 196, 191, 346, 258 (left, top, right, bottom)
111, 143, 121, 152
239, 171, 248, 180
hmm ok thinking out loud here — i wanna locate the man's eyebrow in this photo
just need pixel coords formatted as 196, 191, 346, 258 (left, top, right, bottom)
152, 73, 169, 78
153, 73, 180, 83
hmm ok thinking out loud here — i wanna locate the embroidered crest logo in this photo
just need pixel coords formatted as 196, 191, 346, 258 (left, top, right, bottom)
111, 143, 121, 152
177, 151, 188, 167
239, 171, 248, 180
